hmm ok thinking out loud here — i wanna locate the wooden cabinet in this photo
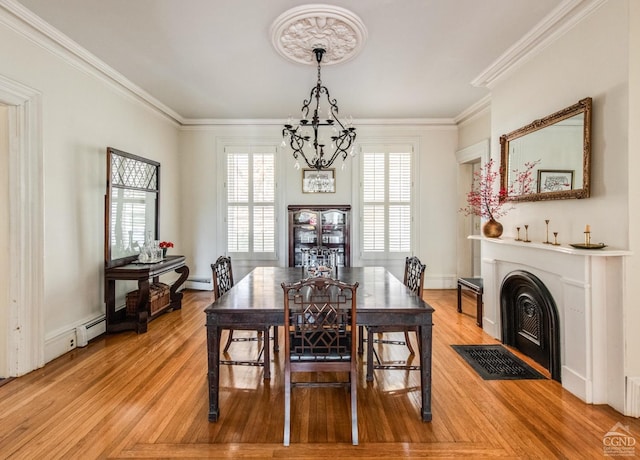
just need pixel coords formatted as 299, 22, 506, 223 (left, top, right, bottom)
288, 205, 350, 267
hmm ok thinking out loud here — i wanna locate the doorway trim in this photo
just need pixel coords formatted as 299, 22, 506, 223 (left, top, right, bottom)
456, 139, 489, 278
0, 74, 44, 376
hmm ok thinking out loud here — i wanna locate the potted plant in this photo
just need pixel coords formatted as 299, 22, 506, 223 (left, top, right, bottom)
159, 241, 174, 257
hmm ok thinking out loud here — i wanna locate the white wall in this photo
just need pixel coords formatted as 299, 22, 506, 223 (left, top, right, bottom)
0, 13, 181, 362
0, 103, 8, 376
491, 0, 629, 248
179, 123, 459, 286
626, 1, 640, 384
488, 0, 638, 413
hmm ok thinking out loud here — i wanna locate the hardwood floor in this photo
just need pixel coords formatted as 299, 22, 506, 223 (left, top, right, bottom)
1, 288, 638, 459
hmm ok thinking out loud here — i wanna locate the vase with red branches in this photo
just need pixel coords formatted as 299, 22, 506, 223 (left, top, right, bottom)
460, 158, 538, 238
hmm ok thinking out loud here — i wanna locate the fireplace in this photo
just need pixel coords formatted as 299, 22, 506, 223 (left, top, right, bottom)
473, 235, 630, 413
500, 270, 561, 381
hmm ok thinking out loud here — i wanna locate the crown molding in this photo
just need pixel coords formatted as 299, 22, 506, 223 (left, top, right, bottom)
472, 0, 607, 89
454, 94, 491, 125
0, 0, 184, 125
179, 117, 457, 130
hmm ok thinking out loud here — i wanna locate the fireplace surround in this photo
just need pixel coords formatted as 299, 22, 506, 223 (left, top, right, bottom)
473, 235, 630, 413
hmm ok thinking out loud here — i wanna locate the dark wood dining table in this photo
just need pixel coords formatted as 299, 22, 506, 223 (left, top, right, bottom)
204, 266, 434, 422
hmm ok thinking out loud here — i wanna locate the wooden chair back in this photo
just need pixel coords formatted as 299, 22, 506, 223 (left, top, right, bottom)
281, 277, 359, 445
404, 256, 426, 297
211, 256, 234, 300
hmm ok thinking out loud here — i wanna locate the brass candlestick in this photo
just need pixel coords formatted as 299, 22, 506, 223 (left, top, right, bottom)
544, 220, 551, 244
515, 227, 521, 241
585, 231, 591, 246
553, 232, 560, 246
523, 224, 531, 242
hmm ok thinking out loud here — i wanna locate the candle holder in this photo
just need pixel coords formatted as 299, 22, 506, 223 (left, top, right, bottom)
553, 232, 561, 246
515, 227, 521, 241
543, 220, 551, 244
584, 230, 591, 246
523, 224, 531, 243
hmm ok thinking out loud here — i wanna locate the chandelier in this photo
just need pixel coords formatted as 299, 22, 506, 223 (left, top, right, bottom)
282, 47, 356, 171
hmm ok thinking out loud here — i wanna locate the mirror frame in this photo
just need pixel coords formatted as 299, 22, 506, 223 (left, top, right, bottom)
500, 97, 592, 202
105, 147, 160, 268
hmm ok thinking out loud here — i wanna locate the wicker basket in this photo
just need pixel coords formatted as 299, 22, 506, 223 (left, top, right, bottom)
126, 283, 171, 316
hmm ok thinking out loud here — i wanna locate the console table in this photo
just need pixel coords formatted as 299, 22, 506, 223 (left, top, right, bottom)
104, 255, 189, 333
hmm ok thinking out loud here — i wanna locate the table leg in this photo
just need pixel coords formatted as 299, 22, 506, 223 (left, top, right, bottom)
457, 283, 462, 313
419, 321, 433, 422
207, 324, 221, 421
136, 279, 150, 334
170, 265, 190, 310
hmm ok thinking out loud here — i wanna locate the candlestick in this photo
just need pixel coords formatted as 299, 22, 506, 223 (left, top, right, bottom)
523, 224, 530, 243
553, 232, 560, 246
584, 230, 591, 246
544, 220, 551, 244
515, 227, 521, 241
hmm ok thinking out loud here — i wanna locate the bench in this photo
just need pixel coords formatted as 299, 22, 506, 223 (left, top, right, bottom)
457, 277, 483, 328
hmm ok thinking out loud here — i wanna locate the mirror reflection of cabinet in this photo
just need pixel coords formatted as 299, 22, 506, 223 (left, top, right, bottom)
288, 205, 350, 267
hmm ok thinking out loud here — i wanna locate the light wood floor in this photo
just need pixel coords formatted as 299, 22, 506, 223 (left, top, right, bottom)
1, 288, 638, 459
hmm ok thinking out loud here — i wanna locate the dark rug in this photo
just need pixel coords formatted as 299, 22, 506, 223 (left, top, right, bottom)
452, 344, 547, 380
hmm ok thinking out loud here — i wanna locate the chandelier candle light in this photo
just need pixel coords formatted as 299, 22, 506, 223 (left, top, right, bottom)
282, 47, 356, 172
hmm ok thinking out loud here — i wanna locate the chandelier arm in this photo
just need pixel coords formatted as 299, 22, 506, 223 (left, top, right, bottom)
281, 47, 356, 172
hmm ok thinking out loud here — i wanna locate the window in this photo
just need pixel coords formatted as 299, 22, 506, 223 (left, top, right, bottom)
361, 146, 413, 258
225, 146, 276, 259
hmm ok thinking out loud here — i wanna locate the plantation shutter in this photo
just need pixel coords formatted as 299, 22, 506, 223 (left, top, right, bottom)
361, 146, 413, 257
226, 146, 276, 257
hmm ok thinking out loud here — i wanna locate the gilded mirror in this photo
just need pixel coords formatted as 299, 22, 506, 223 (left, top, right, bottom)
500, 97, 592, 202
105, 147, 160, 268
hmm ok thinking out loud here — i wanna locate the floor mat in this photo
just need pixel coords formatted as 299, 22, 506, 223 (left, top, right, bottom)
451, 344, 546, 380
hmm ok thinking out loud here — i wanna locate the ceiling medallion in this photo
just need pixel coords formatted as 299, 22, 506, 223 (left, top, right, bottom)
270, 4, 368, 66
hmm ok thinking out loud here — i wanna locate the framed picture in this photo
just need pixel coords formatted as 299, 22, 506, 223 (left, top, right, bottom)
302, 169, 335, 193
537, 169, 574, 193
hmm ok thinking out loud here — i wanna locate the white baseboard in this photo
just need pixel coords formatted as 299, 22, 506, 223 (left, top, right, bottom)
44, 315, 106, 362
425, 274, 457, 290
626, 377, 640, 417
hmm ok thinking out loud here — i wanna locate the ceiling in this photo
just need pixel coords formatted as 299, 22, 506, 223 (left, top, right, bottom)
14, 0, 565, 122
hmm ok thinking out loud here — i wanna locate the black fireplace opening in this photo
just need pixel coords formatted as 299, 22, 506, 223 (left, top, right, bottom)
500, 270, 561, 382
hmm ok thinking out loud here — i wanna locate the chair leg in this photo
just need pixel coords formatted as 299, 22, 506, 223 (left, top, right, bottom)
283, 367, 291, 446
263, 327, 271, 380
404, 330, 415, 355
357, 325, 364, 354
273, 325, 279, 352
223, 329, 234, 353
366, 328, 374, 381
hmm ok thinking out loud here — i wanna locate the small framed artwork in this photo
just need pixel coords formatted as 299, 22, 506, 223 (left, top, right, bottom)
302, 168, 335, 193
537, 169, 574, 193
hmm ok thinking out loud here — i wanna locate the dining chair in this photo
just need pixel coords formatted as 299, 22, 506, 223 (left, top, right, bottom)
364, 256, 426, 375
281, 277, 359, 446
211, 256, 273, 378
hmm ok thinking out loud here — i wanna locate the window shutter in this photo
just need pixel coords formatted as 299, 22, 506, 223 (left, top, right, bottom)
361, 146, 413, 257
225, 147, 276, 257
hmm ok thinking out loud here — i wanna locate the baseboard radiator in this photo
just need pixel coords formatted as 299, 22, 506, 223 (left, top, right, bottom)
75, 316, 106, 347
185, 276, 213, 291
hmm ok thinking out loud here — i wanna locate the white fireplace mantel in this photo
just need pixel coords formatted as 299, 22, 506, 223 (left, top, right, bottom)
471, 235, 631, 413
